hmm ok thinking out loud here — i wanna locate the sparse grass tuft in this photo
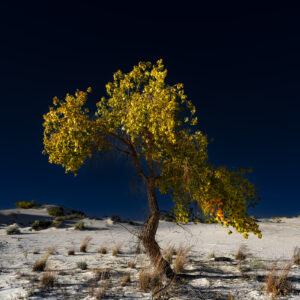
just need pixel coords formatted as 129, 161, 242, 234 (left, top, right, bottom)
162, 245, 175, 264
95, 268, 111, 280
33, 254, 50, 272
40, 272, 56, 288
95, 282, 110, 299
138, 265, 162, 292
235, 244, 247, 261
293, 247, 300, 265
80, 236, 92, 252
265, 261, 293, 297
227, 293, 235, 300
112, 244, 121, 256
68, 247, 75, 255
77, 261, 88, 270
74, 221, 85, 230
138, 267, 151, 291
208, 250, 215, 259
121, 274, 131, 286
174, 245, 190, 273
98, 246, 107, 254
6, 224, 20, 235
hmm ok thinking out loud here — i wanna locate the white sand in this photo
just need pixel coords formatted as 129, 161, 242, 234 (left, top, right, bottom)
0, 208, 299, 299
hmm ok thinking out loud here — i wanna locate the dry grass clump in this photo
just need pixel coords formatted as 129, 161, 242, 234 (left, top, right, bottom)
40, 272, 56, 288
235, 244, 247, 261
293, 247, 300, 265
121, 274, 131, 286
174, 245, 191, 273
46, 247, 56, 255
95, 268, 111, 281
32, 254, 50, 272
80, 236, 92, 252
227, 293, 235, 300
68, 247, 75, 255
208, 250, 215, 259
95, 282, 110, 300
162, 245, 175, 264
138, 265, 163, 292
265, 261, 293, 297
98, 246, 107, 254
138, 267, 152, 291
127, 261, 135, 268
112, 244, 121, 256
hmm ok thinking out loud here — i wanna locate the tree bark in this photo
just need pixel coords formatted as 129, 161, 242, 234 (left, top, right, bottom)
140, 179, 175, 278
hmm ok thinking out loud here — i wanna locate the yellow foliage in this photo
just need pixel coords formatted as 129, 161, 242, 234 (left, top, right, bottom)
42, 59, 261, 239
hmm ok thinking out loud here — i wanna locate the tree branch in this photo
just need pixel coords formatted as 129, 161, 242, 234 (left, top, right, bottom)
109, 131, 148, 182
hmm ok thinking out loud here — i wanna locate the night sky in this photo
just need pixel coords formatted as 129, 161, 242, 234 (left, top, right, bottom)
1, 2, 299, 219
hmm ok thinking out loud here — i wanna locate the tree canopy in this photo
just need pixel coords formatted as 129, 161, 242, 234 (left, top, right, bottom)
43, 59, 261, 239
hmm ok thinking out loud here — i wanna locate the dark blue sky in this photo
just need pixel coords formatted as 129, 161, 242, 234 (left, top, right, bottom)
1, 2, 299, 219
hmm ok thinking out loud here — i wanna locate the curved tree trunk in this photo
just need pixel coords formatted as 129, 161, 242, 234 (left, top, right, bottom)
140, 179, 175, 278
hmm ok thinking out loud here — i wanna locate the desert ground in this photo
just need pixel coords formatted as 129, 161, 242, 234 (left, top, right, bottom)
0, 206, 299, 299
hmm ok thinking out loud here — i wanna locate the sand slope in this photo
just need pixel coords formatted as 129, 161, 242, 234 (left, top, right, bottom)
0, 208, 299, 299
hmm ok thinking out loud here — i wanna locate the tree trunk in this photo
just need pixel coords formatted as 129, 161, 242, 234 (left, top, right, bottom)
140, 179, 175, 278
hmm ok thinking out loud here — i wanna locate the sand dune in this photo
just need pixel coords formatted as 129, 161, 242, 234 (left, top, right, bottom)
0, 208, 299, 299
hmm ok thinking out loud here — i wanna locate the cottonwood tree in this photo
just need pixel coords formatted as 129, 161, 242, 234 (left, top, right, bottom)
43, 60, 261, 278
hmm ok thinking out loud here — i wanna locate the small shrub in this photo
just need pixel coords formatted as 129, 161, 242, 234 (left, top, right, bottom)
293, 247, 300, 265
80, 236, 92, 252
66, 213, 85, 220
74, 221, 85, 230
248, 256, 266, 270
6, 225, 20, 235
68, 248, 75, 255
71, 209, 86, 217
52, 219, 63, 228
31, 220, 52, 231
98, 246, 107, 254
40, 272, 56, 288
77, 261, 88, 270
265, 261, 293, 297
15, 200, 40, 209
112, 244, 121, 256
33, 254, 49, 272
47, 206, 64, 217
121, 274, 131, 286
110, 215, 121, 222
174, 245, 190, 273
235, 244, 247, 261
